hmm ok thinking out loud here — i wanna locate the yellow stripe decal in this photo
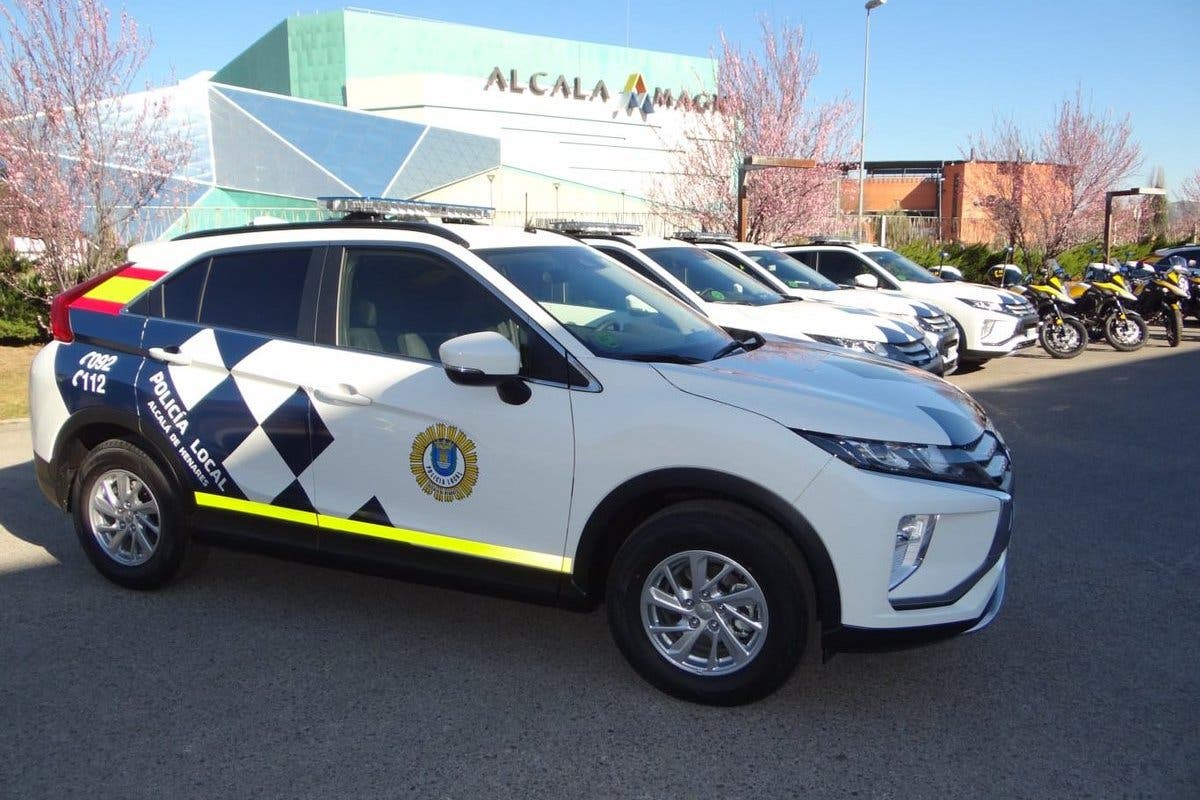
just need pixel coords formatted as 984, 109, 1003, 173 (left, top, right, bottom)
83, 275, 153, 304
194, 492, 571, 573
195, 492, 318, 527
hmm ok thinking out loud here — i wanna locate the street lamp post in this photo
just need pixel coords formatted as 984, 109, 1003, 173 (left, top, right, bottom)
1103, 187, 1167, 260
856, 0, 886, 243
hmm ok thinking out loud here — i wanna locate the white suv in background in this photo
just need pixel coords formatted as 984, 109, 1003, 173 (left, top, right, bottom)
693, 237, 959, 375
782, 242, 1038, 364
557, 227, 947, 374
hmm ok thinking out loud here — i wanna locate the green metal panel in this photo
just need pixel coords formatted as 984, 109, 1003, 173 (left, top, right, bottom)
196, 188, 320, 209
213, 9, 716, 104
285, 12, 347, 105
212, 20, 292, 95
341, 10, 715, 93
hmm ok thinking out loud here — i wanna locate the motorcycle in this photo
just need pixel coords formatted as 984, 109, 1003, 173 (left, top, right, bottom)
1068, 261, 1148, 351
1121, 256, 1189, 347
990, 262, 1087, 358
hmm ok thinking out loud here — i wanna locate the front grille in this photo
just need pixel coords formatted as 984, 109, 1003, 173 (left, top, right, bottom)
918, 313, 954, 334
893, 339, 936, 367
964, 430, 1011, 490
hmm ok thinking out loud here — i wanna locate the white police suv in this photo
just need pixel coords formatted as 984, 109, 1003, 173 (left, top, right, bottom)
29, 198, 1011, 704
782, 241, 1038, 364
557, 226, 945, 374
690, 236, 959, 375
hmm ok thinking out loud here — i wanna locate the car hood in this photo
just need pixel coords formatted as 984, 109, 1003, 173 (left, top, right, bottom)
898, 280, 1015, 304
701, 299, 921, 343
793, 288, 941, 319
653, 341, 988, 446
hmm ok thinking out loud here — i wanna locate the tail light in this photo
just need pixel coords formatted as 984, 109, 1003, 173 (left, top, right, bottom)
50, 263, 131, 343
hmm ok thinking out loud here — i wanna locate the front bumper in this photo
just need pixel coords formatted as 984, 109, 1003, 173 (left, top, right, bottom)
798, 456, 1013, 632
823, 559, 1006, 653
961, 313, 1039, 359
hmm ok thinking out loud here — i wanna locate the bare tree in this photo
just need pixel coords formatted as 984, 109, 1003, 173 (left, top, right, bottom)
649, 19, 856, 243
967, 87, 1141, 265
0, 0, 188, 304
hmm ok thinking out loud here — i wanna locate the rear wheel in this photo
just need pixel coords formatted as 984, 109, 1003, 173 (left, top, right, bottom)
1103, 312, 1147, 352
1038, 315, 1087, 359
1165, 305, 1183, 347
72, 438, 197, 589
606, 500, 814, 705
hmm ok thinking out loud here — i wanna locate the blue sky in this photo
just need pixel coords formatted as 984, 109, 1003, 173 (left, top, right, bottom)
124, 0, 1199, 197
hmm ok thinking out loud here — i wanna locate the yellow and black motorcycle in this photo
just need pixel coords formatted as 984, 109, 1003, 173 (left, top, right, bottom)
1070, 263, 1148, 351
994, 264, 1087, 358
1125, 257, 1189, 347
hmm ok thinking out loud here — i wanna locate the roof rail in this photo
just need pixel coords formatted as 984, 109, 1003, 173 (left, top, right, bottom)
171, 219, 471, 247
672, 231, 735, 243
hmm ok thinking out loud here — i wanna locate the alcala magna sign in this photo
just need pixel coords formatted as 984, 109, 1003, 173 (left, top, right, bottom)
483, 68, 721, 114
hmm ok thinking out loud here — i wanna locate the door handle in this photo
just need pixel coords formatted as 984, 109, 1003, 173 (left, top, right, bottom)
313, 384, 372, 407
147, 346, 192, 366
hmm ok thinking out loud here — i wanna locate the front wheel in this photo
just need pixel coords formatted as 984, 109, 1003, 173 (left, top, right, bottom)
1165, 305, 1183, 347
71, 438, 197, 590
1103, 312, 1147, 352
1038, 315, 1088, 359
606, 500, 814, 705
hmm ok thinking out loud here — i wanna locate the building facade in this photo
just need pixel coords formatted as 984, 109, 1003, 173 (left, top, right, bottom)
136, 8, 719, 237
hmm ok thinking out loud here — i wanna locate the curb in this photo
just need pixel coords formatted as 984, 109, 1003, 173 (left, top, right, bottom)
0, 417, 30, 427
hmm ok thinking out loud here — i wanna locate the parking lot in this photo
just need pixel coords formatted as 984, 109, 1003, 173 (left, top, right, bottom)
1, 334, 1197, 799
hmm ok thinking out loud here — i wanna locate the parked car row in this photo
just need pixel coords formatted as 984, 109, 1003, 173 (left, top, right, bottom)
28, 198, 1012, 705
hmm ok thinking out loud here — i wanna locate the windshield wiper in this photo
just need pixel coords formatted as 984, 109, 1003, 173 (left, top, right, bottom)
711, 332, 765, 360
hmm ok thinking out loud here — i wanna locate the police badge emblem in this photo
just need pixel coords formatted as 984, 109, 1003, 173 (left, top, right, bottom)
409, 423, 479, 502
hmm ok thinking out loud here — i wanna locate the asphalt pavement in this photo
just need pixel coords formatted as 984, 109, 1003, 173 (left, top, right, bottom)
1, 333, 1198, 799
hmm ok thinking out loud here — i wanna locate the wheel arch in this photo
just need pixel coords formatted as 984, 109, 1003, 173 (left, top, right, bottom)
49, 406, 195, 513
567, 468, 841, 628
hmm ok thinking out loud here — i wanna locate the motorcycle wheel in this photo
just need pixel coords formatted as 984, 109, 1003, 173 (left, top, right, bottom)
1103, 312, 1147, 352
1039, 316, 1088, 359
1165, 306, 1183, 347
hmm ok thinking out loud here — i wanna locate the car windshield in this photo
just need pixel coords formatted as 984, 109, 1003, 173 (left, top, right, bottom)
863, 249, 942, 284
475, 246, 738, 364
642, 247, 784, 306
744, 248, 839, 291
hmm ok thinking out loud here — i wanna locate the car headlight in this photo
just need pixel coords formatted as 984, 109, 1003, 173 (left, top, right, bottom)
960, 298, 1007, 313
810, 335, 886, 356
798, 430, 1007, 488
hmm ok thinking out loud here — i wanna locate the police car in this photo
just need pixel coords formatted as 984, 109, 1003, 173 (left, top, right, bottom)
551, 225, 945, 374
780, 241, 1038, 364
686, 235, 959, 375
29, 198, 1011, 705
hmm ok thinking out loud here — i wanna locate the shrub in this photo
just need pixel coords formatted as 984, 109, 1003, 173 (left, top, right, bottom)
0, 251, 48, 344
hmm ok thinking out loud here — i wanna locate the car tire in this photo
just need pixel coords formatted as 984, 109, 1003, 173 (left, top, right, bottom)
606, 499, 815, 705
71, 438, 198, 590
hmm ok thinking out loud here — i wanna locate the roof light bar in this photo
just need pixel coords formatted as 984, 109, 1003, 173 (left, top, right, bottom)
319, 196, 495, 221
538, 219, 643, 235
806, 236, 857, 245
673, 231, 736, 243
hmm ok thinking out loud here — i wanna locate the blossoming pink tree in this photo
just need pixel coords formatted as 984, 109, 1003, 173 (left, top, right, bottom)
968, 88, 1141, 267
650, 20, 856, 243
0, 0, 188, 305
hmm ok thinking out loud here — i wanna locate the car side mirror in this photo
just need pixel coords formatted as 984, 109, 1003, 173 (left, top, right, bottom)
852, 273, 879, 289
440, 332, 530, 405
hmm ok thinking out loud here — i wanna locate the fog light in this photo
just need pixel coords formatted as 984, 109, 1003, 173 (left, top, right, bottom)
890, 514, 937, 590
979, 320, 997, 341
